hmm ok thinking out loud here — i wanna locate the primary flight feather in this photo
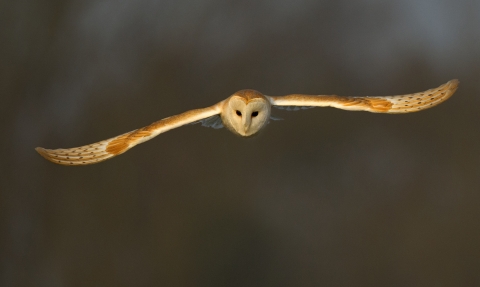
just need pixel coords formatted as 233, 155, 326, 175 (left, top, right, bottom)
36, 79, 458, 165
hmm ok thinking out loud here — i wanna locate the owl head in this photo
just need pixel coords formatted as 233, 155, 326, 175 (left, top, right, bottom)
221, 90, 271, 137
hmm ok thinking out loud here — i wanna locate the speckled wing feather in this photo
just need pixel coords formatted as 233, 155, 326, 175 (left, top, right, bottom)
268, 80, 458, 113
36, 103, 223, 165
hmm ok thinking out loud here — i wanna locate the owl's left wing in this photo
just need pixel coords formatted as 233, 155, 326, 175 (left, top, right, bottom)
267, 79, 458, 113
36, 102, 223, 165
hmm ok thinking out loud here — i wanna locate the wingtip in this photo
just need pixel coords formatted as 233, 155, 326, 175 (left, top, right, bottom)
35, 147, 50, 160
448, 79, 459, 88
446, 79, 459, 96
35, 147, 58, 164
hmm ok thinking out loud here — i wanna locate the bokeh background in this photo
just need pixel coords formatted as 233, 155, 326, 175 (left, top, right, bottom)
2, 0, 480, 286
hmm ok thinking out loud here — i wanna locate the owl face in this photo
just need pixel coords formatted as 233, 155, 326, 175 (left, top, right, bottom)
221, 90, 271, 137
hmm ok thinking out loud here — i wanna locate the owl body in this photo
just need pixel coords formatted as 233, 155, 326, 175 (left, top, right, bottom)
35, 80, 458, 165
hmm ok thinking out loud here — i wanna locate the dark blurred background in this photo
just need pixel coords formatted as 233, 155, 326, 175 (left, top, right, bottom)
1, 0, 480, 286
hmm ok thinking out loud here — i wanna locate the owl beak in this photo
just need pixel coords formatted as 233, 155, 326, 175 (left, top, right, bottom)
242, 116, 251, 132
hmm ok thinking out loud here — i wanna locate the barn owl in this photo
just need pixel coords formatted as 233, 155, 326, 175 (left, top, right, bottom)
36, 79, 458, 165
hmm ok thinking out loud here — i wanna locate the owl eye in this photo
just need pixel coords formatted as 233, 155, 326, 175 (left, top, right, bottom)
236, 110, 242, 116
252, 111, 259, 117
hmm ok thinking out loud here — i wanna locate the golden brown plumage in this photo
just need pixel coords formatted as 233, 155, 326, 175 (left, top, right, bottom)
268, 79, 458, 113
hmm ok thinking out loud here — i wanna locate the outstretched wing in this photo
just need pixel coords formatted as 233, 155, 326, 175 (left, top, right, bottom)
36, 102, 224, 165
267, 80, 458, 113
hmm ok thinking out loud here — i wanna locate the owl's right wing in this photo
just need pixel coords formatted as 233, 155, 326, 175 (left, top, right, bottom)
267, 79, 458, 113
36, 102, 224, 166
